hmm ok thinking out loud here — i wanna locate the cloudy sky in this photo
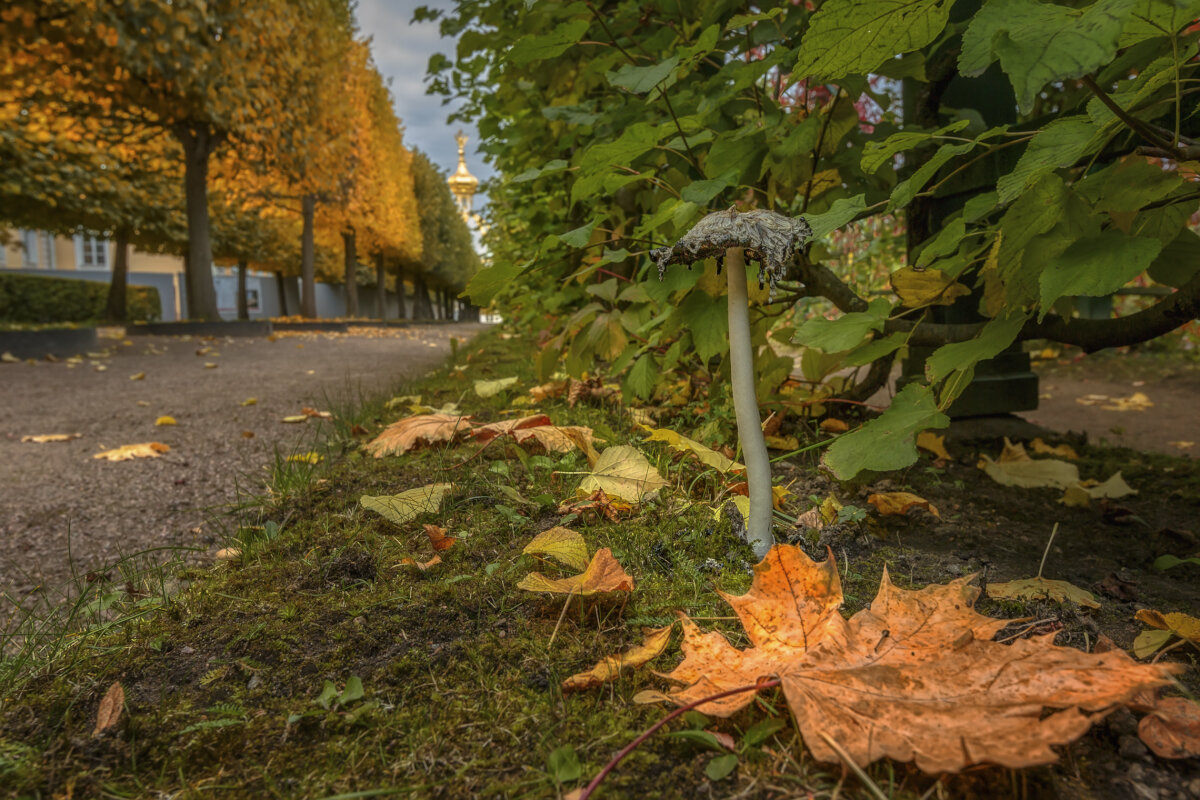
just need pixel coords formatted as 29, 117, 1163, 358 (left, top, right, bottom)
355, 0, 494, 210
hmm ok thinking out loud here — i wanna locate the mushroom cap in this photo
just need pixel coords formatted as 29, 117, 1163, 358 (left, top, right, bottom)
649, 208, 812, 288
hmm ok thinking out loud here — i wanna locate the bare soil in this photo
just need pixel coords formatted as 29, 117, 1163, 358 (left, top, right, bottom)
0, 323, 487, 616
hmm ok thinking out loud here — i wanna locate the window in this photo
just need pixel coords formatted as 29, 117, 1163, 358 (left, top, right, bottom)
21, 229, 38, 266
74, 235, 109, 269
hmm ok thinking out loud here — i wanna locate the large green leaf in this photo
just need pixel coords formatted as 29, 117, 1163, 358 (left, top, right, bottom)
805, 195, 867, 239
1148, 229, 1200, 287
824, 383, 950, 480
465, 260, 529, 305
678, 290, 729, 362
579, 123, 663, 172
624, 353, 658, 400
1039, 231, 1163, 309
793, 298, 890, 354
608, 56, 680, 94
795, 0, 954, 80
926, 312, 1028, 384
960, 0, 1135, 113
889, 142, 975, 210
861, 120, 970, 175
1120, 0, 1200, 46
996, 117, 1098, 204
508, 20, 591, 66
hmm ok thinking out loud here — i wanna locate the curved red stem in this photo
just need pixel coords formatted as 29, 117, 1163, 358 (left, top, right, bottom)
577, 678, 782, 799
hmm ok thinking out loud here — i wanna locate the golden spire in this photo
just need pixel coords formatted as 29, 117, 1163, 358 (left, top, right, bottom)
447, 129, 479, 222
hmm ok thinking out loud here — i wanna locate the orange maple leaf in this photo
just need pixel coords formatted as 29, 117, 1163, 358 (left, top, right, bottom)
365, 414, 472, 457
644, 545, 1177, 773
423, 524, 456, 552
471, 414, 552, 444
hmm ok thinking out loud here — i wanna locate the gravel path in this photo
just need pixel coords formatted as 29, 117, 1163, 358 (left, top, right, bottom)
0, 322, 487, 614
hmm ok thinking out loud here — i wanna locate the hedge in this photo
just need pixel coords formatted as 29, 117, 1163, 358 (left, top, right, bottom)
0, 273, 161, 324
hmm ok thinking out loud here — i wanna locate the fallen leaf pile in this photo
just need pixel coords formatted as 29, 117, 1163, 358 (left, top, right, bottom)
1075, 391, 1154, 411
518, 547, 633, 597
978, 438, 1136, 507
93, 442, 171, 461
640, 545, 1177, 772
472, 414, 600, 458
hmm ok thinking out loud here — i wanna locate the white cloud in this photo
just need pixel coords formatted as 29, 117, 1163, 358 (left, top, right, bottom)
356, 0, 493, 212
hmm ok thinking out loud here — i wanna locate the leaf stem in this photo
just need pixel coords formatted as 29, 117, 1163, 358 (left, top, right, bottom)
576, 679, 781, 799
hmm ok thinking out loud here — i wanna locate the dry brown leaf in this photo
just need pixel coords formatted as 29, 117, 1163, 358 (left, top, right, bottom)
1135, 609, 1200, 645
93, 442, 170, 461
558, 489, 634, 522
472, 414, 553, 443
987, 576, 1100, 609
301, 406, 333, 420
867, 492, 940, 519
517, 547, 634, 597
819, 418, 849, 434
215, 547, 241, 560
281, 415, 308, 423
365, 413, 473, 457
1139, 697, 1200, 759
514, 424, 599, 456
241, 431, 255, 439
530, 380, 568, 402
93, 682, 124, 736
645, 545, 1177, 773
562, 624, 673, 691
916, 431, 951, 461
21, 433, 82, 443
423, 524, 456, 552
1030, 438, 1079, 460
398, 554, 442, 571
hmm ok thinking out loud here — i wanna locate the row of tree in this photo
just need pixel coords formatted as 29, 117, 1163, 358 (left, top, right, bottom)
0, 1, 479, 321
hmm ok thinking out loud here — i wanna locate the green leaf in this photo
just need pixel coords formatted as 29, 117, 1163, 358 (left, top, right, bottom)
960, 0, 1136, 113
743, 718, 787, 748
512, 159, 569, 183
668, 729, 730, 752
608, 55, 680, 94
793, 298, 890, 354
915, 217, 966, 268
705, 130, 767, 183
1148, 229, 1200, 287
842, 332, 907, 367
546, 745, 582, 784
557, 220, 599, 248
1120, 0, 1200, 47
927, 312, 1028, 384
1039, 231, 1163, 310
795, 0, 954, 81
678, 290, 729, 362
338, 676, 364, 706
805, 195, 867, 239
578, 123, 662, 174
465, 260, 529, 305
316, 680, 338, 710
889, 142, 976, 210
508, 20, 590, 66
706, 753, 740, 781
996, 117, 1098, 204
861, 120, 970, 175
681, 176, 736, 205
625, 353, 658, 400
1154, 554, 1200, 571
824, 383, 950, 480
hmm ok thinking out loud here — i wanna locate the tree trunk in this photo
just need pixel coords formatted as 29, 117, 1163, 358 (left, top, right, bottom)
395, 268, 408, 319
105, 229, 130, 322
300, 193, 317, 318
342, 229, 358, 317
178, 126, 221, 320
375, 251, 387, 321
236, 259, 249, 320
413, 275, 434, 320
275, 270, 289, 316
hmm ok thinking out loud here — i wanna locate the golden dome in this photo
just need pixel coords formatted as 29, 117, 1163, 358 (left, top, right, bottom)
447, 130, 478, 195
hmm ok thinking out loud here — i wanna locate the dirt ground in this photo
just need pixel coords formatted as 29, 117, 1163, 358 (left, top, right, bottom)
0, 322, 487, 618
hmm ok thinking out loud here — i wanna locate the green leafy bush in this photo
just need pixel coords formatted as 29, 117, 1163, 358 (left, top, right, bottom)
0, 273, 161, 324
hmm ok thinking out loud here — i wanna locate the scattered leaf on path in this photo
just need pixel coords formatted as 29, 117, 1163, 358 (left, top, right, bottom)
523, 527, 590, 571
517, 548, 634, 597
204, 362, 218, 369
576, 445, 667, 504
241, 397, 257, 406
988, 576, 1100, 609
867, 492, 940, 518
286, 452, 322, 464
643, 427, 743, 473
93, 442, 170, 461
562, 624, 674, 691
819, 418, 849, 434
977, 438, 1080, 489
281, 415, 308, 424
361, 483, 452, 526
1074, 392, 1154, 411
643, 545, 1176, 772
301, 406, 333, 420
129, 371, 145, 381
1139, 697, 1200, 759
365, 414, 473, 457
1169, 441, 1195, 450
21, 434, 81, 443
423, 524, 456, 552
93, 682, 124, 736
155, 416, 176, 426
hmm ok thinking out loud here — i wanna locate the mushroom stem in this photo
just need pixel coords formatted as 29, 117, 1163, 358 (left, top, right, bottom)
724, 246, 774, 559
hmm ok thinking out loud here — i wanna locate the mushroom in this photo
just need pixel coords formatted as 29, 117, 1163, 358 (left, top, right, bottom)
650, 208, 812, 559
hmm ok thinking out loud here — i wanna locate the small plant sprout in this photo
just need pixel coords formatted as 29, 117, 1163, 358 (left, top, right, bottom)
651, 208, 812, 559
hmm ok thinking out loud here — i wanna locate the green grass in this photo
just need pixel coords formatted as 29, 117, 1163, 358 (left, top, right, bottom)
0, 328, 1077, 800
